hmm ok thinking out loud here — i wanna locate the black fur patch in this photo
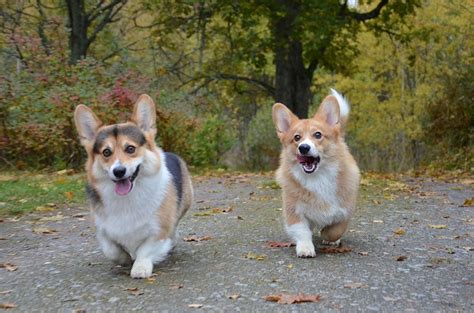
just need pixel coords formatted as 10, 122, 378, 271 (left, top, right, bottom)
164, 152, 183, 206
93, 125, 146, 154
85, 184, 102, 207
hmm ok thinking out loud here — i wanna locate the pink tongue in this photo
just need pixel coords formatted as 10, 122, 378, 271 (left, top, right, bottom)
115, 179, 132, 196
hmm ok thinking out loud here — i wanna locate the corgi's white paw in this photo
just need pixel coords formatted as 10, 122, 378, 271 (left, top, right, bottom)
322, 239, 341, 247
296, 242, 316, 258
130, 259, 153, 278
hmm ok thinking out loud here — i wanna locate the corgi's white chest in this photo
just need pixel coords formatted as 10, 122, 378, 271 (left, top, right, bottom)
95, 168, 170, 256
291, 163, 349, 228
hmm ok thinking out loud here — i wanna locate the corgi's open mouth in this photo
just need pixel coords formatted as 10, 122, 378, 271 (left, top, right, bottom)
114, 165, 140, 196
297, 155, 320, 174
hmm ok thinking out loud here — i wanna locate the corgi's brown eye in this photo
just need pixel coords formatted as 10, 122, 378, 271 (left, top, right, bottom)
294, 134, 301, 142
102, 148, 112, 157
125, 145, 136, 154
314, 132, 322, 139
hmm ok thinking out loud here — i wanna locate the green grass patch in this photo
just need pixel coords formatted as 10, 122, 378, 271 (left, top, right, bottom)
0, 172, 86, 216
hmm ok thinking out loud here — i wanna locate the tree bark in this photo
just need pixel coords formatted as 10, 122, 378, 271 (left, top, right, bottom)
273, 2, 313, 118
66, 0, 89, 64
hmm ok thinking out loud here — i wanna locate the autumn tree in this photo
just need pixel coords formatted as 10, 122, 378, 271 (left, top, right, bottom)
146, 0, 419, 118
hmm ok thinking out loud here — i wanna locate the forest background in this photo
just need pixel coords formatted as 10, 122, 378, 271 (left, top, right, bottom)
0, 0, 472, 173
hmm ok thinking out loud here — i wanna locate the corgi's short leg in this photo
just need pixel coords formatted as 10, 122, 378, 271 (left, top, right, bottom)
287, 221, 316, 258
320, 220, 348, 244
97, 231, 131, 266
131, 237, 173, 278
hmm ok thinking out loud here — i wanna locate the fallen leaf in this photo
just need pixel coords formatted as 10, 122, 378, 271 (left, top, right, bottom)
188, 304, 203, 308
0, 303, 16, 309
265, 241, 295, 248
429, 224, 447, 229
38, 214, 66, 222
0, 263, 17, 272
395, 255, 407, 261
343, 282, 368, 289
34, 205, 55, 212
462, 198, 474, 207
183, 235, 212, 242
125, 287, 143, 296
228, 294, 240, 300
319, 246, 352, 254
32, 227, 57, 234
264, 294, 321, 304
65, 191, 74, 201
245, 252, 267, 261
0, 290, 12, 295
394, 229, 406, 235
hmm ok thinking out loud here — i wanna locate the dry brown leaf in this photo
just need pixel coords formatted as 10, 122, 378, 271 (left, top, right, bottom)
462, 198, 474, 207
395, 255, 408, 261
344, 282, 368, 289
394, 229, 406, 235
183, 235, 212, 242
264, 294, 321, 304
170, 284, 184, 290
429, 224, 447, 229
0, 303, 16, 309
0, 263, 17, 272
319, 246, 352, 254
265, 241, 295, 248
65, 191, 74, 201
32, 227, 57, 234
188, 304, 203, 308
125, 287, 143, 296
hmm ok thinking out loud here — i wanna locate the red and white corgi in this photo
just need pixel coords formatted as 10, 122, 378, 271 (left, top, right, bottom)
74, 95, 193, 278
272, 89, 360, 258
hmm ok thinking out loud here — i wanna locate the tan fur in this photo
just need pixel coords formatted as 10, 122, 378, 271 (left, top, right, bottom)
273, 93, 360, 255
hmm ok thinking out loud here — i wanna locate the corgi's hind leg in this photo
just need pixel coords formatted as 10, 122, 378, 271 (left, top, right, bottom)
97, 230, 132, 266
320, 220, 349, 245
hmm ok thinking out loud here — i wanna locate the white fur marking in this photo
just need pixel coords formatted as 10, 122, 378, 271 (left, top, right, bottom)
287, 222, 316, 257
299, 139, 318, 157
330, 88, 350, 120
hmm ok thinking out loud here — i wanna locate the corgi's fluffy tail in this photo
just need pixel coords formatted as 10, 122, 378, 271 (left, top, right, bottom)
330, 88, 350, 127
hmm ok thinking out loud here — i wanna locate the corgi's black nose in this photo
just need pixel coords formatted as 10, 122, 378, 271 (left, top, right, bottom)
113, 167, 126, 178
298, 144, 311, 155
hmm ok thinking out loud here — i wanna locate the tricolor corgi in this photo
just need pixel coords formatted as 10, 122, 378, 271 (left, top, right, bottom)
272, 89, 360, 258
74, 95, 193, 278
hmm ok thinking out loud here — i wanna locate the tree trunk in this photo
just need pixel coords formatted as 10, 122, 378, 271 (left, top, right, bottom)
66, 0, 89, 64
273, 2, 313, 118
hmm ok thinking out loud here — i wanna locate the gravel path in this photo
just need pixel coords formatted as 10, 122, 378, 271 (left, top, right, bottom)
1, 173, 473, 312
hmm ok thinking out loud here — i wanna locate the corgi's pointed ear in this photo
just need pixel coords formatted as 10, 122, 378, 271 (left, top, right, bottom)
315, 95, 340, 126
131, 94, 156, 136
272, 103, 298, 137
74, 105, 101, 144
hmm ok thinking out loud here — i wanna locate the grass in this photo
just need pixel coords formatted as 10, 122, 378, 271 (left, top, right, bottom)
0, 172, 86, 216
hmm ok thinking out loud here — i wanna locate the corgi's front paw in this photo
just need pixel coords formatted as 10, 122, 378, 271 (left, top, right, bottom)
296, 242, 316, 258
130, 259, 153, 278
